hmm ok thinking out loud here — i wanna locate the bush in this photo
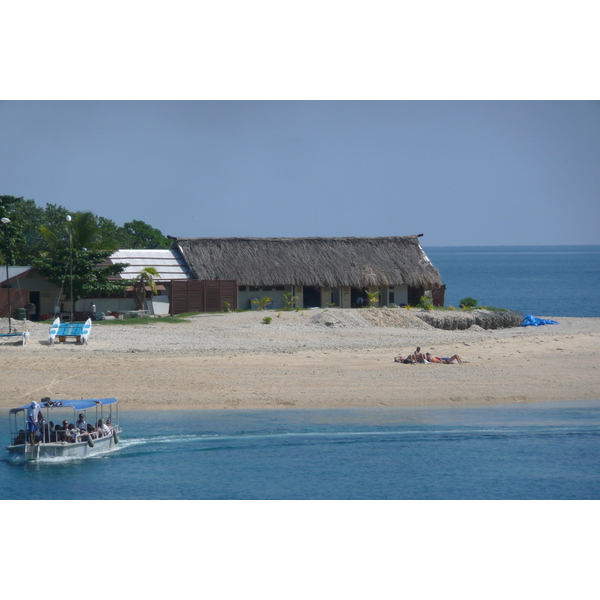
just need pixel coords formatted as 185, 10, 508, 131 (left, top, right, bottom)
417, 295, 434, 311
459, 297, 478, 309
262, 316, 272, 324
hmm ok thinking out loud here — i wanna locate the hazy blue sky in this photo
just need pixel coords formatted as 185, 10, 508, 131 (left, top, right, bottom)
1, 100, 599, 247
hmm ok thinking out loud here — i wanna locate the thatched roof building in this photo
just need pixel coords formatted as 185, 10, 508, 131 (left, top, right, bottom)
169, 235, 443, 310
171, 236, 441, 289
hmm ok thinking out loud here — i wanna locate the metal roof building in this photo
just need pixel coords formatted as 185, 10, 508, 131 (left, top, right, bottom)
103, 249, 192, 282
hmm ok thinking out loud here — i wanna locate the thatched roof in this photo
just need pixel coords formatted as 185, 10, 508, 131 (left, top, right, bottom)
171, 236, 442, 288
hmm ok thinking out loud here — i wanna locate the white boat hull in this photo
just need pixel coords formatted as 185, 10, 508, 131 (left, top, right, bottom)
7, 429, 121, 461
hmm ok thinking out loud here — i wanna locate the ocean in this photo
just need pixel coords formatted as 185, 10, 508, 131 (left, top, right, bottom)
424, 245, 600, 317
2, 401, 599, 500
1, 245, 599, 500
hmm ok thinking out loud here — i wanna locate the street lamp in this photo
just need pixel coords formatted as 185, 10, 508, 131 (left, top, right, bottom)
66, 215, 74, 323
1, 217, 12, 333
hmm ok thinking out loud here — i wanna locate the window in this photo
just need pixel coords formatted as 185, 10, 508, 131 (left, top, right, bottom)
238, 286, 246, 291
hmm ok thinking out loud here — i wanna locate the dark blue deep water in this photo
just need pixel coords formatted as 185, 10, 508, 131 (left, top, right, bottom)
2, 401, 600, 500
424, 245, 600, 317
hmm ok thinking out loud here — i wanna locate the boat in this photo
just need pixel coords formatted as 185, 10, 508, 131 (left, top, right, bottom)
6, 397, 122, 461
48, 317, 92, 345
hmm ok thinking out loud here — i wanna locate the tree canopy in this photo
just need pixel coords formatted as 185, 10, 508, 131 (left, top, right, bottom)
0, 194, 172, 265
1, 194, 173, 302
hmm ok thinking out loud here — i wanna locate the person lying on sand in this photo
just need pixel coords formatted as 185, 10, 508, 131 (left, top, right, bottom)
426, 352, 462, 364
394, 355, 415, 364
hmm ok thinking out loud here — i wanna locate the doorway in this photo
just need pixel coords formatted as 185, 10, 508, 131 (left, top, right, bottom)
303, 286, 321, 308
29, 291, 40, 321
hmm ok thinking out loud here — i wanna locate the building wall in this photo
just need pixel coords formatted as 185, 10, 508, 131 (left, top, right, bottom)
239, 286, 289, 310
14, 272, 63, 318
233, 282, 414, 310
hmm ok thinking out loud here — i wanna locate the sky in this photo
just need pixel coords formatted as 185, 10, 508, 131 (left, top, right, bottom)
1, 100, 599, 247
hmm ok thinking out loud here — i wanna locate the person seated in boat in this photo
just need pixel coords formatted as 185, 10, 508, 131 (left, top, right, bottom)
66, 424, 78, 443
86, 423, 98, 439
76, 414, 87, 432
55, 421, 69, 442
45, 422, 57, 442
97, 419, 111, 437
13, 430, 26, 445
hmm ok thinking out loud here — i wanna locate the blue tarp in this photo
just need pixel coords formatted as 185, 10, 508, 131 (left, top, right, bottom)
521, 314, 559, 327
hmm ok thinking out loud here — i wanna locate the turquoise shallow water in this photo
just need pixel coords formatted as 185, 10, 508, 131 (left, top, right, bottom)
2, 401, 600, 500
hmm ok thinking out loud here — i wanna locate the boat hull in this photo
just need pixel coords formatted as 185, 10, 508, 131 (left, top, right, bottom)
7, 430, 121, 461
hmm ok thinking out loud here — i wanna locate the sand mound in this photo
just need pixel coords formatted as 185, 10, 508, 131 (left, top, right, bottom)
309, 308, 433, 329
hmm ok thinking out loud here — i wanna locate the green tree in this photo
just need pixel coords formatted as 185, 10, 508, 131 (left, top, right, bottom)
133, 267, 159, 310
34, 247, 127, 303
34, 211, 127, 304
122, 220, 171, 249
0, 195, 38, 265
40, 211, 118, 254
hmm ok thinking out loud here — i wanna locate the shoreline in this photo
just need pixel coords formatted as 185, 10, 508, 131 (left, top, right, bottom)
1, 309, 598, 411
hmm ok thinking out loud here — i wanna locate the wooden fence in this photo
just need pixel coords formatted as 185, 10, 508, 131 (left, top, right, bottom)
170, 280, 237, 314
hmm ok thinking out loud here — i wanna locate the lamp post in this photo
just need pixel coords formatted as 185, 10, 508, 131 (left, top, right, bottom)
1, 217, 12, 333
66, 215, 74, 323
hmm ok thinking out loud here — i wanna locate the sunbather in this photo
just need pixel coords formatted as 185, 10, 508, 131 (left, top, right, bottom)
425, 352, 462, 364
408, 347, 429, 363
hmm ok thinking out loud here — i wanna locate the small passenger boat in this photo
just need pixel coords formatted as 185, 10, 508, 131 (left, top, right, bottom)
6, 397, 122, 461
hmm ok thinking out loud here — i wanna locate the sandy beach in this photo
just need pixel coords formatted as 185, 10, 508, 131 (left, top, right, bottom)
1, 308, 598, 410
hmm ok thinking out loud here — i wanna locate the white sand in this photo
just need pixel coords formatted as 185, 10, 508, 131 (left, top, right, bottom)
1, 308, 599, 410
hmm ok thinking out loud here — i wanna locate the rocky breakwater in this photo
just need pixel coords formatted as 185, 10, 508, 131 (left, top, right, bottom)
415, 308, 524, 330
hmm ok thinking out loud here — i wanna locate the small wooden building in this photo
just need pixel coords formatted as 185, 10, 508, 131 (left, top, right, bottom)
171, 235, 444, 310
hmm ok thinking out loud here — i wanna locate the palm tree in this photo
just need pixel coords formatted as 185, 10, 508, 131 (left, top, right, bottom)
282, 291, 298, 310
40, 211, 118, 253
365, 290, 380, 307
252, 296, 272, 310
133, 267, 159, 310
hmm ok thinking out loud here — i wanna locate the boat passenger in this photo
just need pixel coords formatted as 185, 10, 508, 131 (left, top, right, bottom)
97, 419, 110, 437
76, 414, 87, 432
26, 401, 41, 445
56, 421, 69, 442
87, 424, 98, 439
66, 424, 77, 443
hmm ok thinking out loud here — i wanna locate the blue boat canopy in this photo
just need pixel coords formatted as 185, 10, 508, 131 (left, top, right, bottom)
10, 398, 118, 414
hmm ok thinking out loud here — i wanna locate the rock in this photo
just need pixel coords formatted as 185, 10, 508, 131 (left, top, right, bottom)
415, 309, 523, 330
